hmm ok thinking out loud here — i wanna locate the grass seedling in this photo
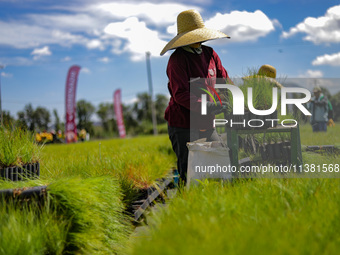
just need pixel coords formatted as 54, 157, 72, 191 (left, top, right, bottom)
129, 177, 340, 255
0, 127, 42, 168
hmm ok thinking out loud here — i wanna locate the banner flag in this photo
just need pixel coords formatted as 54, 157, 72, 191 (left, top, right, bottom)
113, 89, 126, 138
65, 65, 81, 143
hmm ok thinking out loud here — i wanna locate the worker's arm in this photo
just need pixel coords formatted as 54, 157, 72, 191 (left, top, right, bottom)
167, 52, 202, 113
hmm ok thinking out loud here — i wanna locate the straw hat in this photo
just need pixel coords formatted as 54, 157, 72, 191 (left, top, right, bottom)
313, 86, 321, 93
243, 64, 283, 88
258, 64, 276, 79
160, 10, 230, 56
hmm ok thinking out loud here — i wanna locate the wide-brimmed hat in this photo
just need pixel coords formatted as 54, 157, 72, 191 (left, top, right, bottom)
313, 86, 321, 93
258, 64, 276, 79
160, 9, 230, 56
243, 64, 283, 88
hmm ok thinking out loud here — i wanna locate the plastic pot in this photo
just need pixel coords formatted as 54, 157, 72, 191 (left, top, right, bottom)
0, 162, 40, 181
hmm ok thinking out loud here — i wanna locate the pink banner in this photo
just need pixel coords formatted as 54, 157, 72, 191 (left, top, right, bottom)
65, 65, 81, 143
113, 89, 126, 138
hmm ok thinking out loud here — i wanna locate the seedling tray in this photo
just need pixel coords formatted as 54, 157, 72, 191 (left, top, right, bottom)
0, 185, 47, 204
0, 162, 40, 181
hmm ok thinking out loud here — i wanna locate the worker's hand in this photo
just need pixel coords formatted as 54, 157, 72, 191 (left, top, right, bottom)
220, 101, 230, 113
327, 119, 335, 127
207, 101, 228, 115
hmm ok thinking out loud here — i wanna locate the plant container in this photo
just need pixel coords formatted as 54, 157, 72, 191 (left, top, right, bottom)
0, 162, 40, 181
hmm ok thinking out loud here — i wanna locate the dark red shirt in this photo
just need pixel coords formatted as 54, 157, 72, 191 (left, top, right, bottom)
164, 45, 229, 129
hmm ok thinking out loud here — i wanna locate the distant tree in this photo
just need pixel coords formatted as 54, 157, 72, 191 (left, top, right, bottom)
15, 104, 51, 131
2, 111, 14, 128
24, 104, 35, 131
330, 91, 340, 121
97, 102, 116, 133
122, 104, 138, 135
53, 109, 61, 131
16, 111, 28, 130
132, 93, 168, 123
155, 94, 168, 124
77, 99, 95, 135
133, 93, 152, 122
34, 106, 50, 131
320, 87, 331, 100
129, 93, 170, 134
318, 86, 339, 121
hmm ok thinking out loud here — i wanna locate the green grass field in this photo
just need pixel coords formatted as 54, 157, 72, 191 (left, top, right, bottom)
0, 177, 131, 255
40, 135, 176, 188
0, 134, 176, 254
128, 124, 340, 255
129, 178, 340, 255
0, 124, 339, 254
300, 123, 340, 146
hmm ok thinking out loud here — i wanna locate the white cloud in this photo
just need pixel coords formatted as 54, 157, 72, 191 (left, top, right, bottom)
80, 67, 91, 74
104, 17, 168, 61
31, 46, 52, 56
0, 1, 280, 62
0, 20, 91, 49
28, 13, 103, 35
1, 72, 13, 78
31, 46, 52, 60
61, 56, 72, 62
205, 10, 277, 42
0, 2, 197, 61
298, 70, 323, 78
51, 30, 89, 46
0, 21, 53, 48
312, 52, 340, 66
96, 2, 199, 26
104, 8, 278, 59
98, 57, 110, 63
86, 39, 105, 50
0, 57, 33, 66
282, 5, 340, 44
125, 97, 138, 104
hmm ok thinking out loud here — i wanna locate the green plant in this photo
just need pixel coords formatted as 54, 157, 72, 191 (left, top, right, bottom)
271, 133, 280, 143
299, 123, 340, 145
0, 127, 41, 168
40, 135, 175, 189
228, 67, 282, 112
265, 133, 273, 144
47, 177, 132, 254
129, 177, 340, 255
0, 176, 133, 254
0, 127, 339, 254
0, 185, 69, 255
0, 134, 176, 254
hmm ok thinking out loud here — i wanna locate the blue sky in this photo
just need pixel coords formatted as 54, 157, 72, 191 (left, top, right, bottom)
0, 0, 339, 122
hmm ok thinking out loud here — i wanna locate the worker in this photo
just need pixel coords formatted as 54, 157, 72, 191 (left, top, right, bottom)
160, 9, 233, 184
243, 64, 283, 88
79, 129, 87, 142
308, 86, 333, 132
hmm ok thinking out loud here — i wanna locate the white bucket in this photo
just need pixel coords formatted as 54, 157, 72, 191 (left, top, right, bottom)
187, 141, 232, 186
